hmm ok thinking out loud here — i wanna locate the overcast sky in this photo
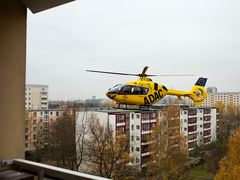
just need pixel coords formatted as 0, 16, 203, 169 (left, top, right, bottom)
26, 0, 240, 100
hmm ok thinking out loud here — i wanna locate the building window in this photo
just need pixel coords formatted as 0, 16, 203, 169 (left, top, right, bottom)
131, 136, 134, 141
131, 125, 134, 130
131, 147, 134, 152
136, 158, 140, 163
136, 114, 140, 119
136, 125, 140, 130
131, 114, 134, 119
184, 128, 187, 131
136, 136, 140, 140
136, 147, 140, 151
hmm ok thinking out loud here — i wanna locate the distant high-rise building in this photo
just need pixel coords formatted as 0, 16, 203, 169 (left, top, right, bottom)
203, 90, 240, 109
25, 84, 48, 110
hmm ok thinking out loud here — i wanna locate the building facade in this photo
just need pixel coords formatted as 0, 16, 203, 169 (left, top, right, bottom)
25, 84, 49, 110
25, 109, 62, 151
180, 107, 219, 151
203, 91, 240, 109
77, 106, 218, 168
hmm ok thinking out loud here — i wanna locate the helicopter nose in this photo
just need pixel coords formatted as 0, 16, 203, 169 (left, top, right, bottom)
106, 93, 116, 100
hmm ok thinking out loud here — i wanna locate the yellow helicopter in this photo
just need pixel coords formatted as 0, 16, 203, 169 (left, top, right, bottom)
86, 66, 207, 109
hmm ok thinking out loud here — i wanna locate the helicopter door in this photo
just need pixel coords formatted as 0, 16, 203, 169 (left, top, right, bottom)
154, 83, 158, 91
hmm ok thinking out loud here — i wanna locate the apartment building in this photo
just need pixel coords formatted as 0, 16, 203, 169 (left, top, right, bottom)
25, 84, 48, 110
77, 110, 157, 168
186, 87, 240, 110
25, 109, 62, 151
77, 106, 218, 168
180, 107, 219, 151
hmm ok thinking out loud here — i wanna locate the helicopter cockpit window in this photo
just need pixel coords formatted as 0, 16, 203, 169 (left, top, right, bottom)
108, 84, 125, 94
119, 85, 148, 95
120, 85, 132, 95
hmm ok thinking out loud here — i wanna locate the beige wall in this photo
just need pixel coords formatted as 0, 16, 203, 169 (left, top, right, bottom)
0, 1, 26, 160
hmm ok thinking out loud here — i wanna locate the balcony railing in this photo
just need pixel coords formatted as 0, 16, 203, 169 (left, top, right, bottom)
0, 159, 110, 180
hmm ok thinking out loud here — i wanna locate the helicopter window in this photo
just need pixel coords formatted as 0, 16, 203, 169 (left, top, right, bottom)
140, 87, 149, 95
119, 85, 149, 95
108, 84, 125, 94
131, 86, 141, 95
119, 85, 132, 95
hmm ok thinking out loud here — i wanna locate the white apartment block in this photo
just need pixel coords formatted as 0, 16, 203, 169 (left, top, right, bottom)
77, 106, 218, 168
77, 110, 157, 168
180, 107, 219, 151
25, 109, 62, 151
25, 84, 48, 110
203, 92, 240, 108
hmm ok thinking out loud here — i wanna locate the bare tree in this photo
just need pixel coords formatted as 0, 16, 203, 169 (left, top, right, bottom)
84, 114, 138, 179
47, 106, 87, 171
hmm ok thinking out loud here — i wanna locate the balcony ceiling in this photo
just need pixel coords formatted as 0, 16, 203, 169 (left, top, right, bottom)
22, 0, 75, 13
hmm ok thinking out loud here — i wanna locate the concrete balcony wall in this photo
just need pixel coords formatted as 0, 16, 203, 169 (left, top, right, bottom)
0, 1, 26, 160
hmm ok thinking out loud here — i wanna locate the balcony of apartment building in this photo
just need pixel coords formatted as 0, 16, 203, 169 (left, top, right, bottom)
188, 141, 197, 151
0, 1, 109, 179
203, 129, 211, 138
141, 123, 153, 135
203, 122, 211, 129
40, 92, 48, 98
203, 108, 211, 115
188, 109, 197, 117
141, 145, 150, 154
188, 124, 197, 134
141, 156, 151, 168
188, 132, 197, 143
203, 136, 211, 144
41, 103, 48, 109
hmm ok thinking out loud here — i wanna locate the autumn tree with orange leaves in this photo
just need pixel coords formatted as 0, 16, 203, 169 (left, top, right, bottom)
215, 127, 240, 180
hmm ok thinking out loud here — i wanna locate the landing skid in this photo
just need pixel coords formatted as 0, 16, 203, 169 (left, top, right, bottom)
113, 103, 151, 111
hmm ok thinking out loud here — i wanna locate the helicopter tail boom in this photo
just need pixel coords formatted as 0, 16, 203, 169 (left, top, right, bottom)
167, 77, 207, 106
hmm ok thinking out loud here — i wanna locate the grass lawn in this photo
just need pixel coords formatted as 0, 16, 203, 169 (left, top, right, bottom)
188, 164, 215, 180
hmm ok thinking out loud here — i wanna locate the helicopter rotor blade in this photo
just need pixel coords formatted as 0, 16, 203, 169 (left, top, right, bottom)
86, 69, 194, 77
86, 70, 139, 76
147, 74, 195, 77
